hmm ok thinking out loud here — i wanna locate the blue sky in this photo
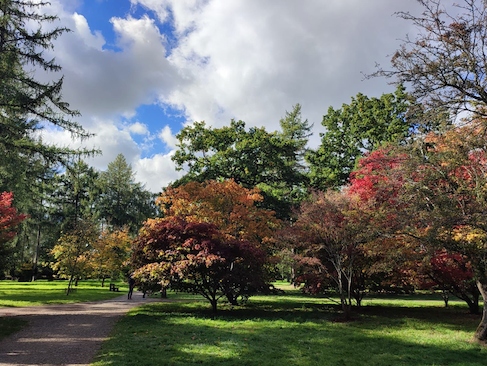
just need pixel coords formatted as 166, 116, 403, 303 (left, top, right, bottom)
39, 0, 434, 192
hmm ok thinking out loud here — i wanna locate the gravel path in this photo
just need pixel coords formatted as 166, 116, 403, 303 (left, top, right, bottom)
0, 291, 162, 366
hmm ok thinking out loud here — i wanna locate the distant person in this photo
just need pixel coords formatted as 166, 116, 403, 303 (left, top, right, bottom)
128, 275, 136, 299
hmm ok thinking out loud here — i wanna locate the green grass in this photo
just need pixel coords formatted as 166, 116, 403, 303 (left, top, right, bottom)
93, 288, 487, 366
0, 279, 127, 307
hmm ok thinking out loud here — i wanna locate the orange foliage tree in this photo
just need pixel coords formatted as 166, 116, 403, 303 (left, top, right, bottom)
131, 179, 281, 308
157, 179, 281, 248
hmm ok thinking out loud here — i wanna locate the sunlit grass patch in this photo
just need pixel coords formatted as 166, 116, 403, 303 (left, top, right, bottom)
0, 280, 126, 307
93, 289, 487, 366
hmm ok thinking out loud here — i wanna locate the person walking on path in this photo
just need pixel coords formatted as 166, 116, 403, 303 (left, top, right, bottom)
128, 274, 136, 299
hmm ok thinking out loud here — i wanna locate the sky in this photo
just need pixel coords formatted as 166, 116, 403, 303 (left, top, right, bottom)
37, 0, 430, 193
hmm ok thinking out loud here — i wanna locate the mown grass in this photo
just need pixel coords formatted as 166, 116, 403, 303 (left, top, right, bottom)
0, 279, 127, 307
93, 286, 487, 366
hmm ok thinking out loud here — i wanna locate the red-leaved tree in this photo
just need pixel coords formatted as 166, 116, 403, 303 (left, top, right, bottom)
131, 217, 269, 312
0, 191, 26, 244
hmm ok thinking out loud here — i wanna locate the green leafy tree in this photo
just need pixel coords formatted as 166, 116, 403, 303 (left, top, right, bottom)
172, 112, 311, 218
0, 0, 96, 276
97, 154, 156, 233
52, 157, 100, 230
306, 86, 411, 189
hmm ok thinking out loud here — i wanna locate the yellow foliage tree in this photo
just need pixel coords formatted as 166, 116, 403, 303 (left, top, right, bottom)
51, 221, 98, 294
91, 228, 132, 286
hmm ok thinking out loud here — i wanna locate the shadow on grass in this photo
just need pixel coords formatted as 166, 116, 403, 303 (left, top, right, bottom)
93, 296, 487, 366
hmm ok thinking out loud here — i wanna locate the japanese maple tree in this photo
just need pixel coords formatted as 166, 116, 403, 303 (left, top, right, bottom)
291, 190, 373, 319
0, 192, 26, 273
0, 192, 26, 244
157, 179, 280, 247
131, 217, 269, 312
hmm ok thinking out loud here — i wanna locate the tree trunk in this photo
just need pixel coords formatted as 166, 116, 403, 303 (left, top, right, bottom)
210, 298, 218, 314
474, 281, 487, 342
31, 225, 41, 282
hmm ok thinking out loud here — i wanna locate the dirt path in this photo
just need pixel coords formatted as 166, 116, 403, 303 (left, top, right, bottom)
0, 291, 162, 366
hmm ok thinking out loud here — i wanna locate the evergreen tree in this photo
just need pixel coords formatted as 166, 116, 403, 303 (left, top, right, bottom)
0, 0, 94, 187
97, 154, 156, 233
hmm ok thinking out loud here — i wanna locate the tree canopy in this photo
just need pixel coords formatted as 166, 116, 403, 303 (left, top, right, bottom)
373, 0, 487, 119
306, 86, 412, 190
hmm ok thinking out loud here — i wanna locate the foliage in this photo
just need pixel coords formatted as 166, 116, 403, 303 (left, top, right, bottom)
423, 249, 480, 313
172, 109, 311, 219
373, 0, 487, 120
157, 179, 280, 248
306, 86, 412, 189
132, 217, 269, 312
51, 220, 99, 293
347, 120, 487, 341
91, 228, 132, 284
0, 191, 26, 245
290, 190, 373, 318
0, 191, 26, 274
97, 154, 156, 233
0, 0, 92, 165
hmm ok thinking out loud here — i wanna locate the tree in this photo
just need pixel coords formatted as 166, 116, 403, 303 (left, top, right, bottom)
307, 86, 412, 190
53, 157, 100, 230
424, 250, 479, 312
131, 217, 269, 312
290, 190, 372, 319
51, 220, 98, 294
0, 0, 95, 277
172, 115, 311, 219
351, 121, 487, 342
91, 228, 132, 286
0, 191, 26, 274
157, 179, 280, 248
0, 0, 92, 165
373, 0, 487, 119
97, 154, 156, 233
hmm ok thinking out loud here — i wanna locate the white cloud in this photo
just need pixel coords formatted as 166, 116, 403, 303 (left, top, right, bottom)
134, 152, 183, 193
127, 122, 149, 135
39, 0, 438, 192
158, 125, 178, 150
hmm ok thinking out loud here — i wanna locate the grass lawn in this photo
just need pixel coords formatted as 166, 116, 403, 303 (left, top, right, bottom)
92, 286, 487, 366
0, 280, 127, 307
0, 279, 127, 341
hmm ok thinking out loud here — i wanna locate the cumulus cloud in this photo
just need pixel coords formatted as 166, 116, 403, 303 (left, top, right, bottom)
134, 153, 183, 193
158, 125, 178, 150
37, 0, 436, 192
127, 122, 149, 135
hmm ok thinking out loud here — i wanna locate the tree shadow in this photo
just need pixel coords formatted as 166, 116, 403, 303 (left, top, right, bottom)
95, 299, 487, 366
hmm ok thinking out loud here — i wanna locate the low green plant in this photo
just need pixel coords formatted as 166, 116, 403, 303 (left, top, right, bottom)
93, 290, 486, 366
